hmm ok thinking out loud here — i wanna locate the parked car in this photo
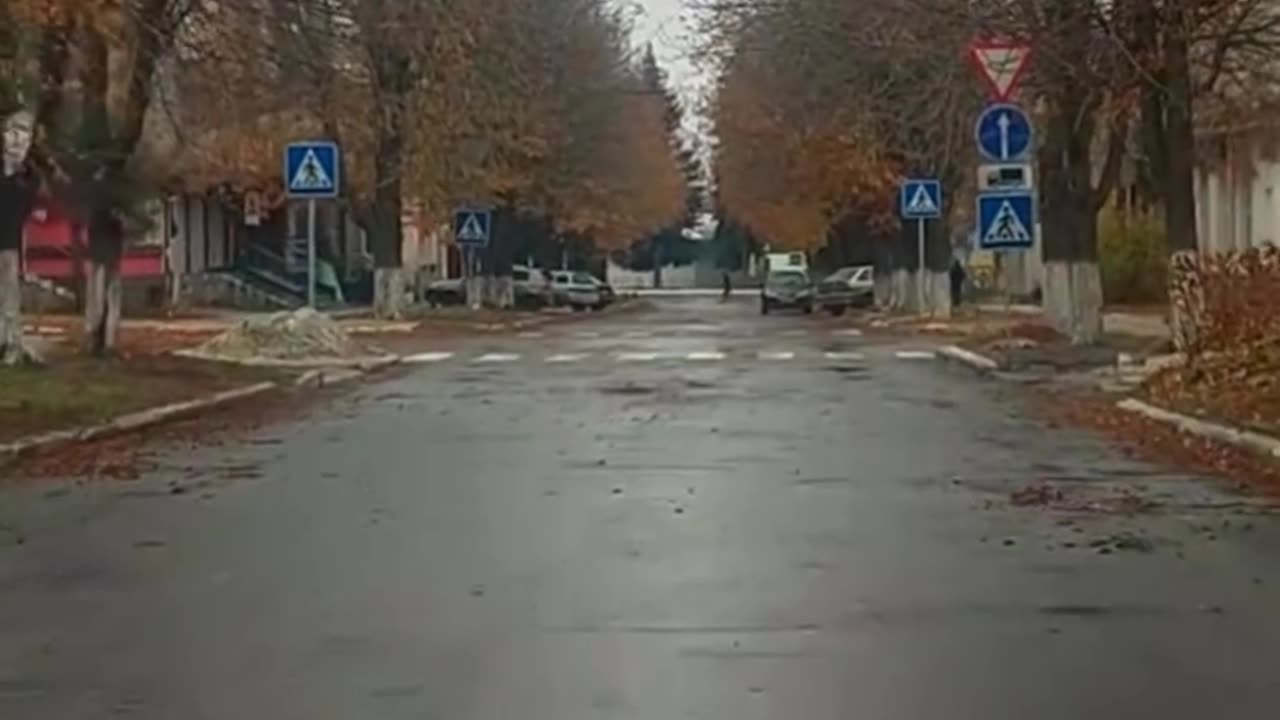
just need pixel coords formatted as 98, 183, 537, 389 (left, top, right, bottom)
761, 269, 814, 315
589, 275, 616, 306
423, 277, 465, 306
842, 265, 875, 306
512, 265, 552, 309
549, 270, 603, 311
815, 266, 874, 315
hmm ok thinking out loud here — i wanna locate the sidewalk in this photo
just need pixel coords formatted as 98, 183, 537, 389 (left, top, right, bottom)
975, 304, 1171, 341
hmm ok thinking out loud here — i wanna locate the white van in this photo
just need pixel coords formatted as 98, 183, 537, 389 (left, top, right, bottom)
765, 252, 808, 273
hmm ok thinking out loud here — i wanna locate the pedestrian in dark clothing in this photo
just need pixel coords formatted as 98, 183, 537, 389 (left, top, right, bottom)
949, 258, 966, 308
721, 271, 732, 301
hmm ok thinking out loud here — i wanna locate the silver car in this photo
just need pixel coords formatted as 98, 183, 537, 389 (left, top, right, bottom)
549, 270, 603, 311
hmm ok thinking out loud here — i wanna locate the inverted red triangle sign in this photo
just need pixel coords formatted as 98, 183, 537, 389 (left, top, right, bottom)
969, 40, 1032, 101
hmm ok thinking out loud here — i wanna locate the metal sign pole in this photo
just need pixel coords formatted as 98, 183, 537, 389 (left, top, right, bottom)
306, 198, 317, 308
916, 218, 927, 313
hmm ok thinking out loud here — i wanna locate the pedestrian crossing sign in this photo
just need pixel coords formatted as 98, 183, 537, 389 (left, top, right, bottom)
977, 190, 1036, 250
285, 141, 340, 198
900, 179, 942, 220
454, 208, 491, 246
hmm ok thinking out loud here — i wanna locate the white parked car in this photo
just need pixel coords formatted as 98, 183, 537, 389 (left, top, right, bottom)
512, 265, 552, 308
548, 270, 602, 311
837, 265, 875, 306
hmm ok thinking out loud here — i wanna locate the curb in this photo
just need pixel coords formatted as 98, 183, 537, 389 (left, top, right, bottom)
295, 368, 365, 388
937, 345, 1001, 373
294, 355, 402, 388
173, 349, 400, 369
1117, 398, 1280, 460
0, 382, 278, 465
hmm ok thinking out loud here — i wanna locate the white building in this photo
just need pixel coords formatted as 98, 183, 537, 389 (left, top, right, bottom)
1194, 122, 1280, 254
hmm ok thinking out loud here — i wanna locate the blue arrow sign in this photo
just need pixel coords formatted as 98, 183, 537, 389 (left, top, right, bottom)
976, 190, 1036, 250
284, 141, 341, 198
975, 104, 1032, 162
454, 208, 492, 247
900, 179, 942, 220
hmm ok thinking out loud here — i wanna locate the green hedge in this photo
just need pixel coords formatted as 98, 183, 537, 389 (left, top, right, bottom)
1099, 206, 1168, 304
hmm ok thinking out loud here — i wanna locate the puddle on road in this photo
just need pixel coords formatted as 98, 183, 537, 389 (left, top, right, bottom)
824, 366, 870, 380
599, 383, 658, 397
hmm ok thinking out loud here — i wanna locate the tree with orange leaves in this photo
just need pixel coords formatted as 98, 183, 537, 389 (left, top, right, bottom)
709, 0, 975, 316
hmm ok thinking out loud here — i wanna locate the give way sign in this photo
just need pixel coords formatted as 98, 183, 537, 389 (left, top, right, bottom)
969, 40, 1032, 102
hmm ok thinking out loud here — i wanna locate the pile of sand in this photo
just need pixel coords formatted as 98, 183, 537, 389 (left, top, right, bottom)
195, 308, 365, 361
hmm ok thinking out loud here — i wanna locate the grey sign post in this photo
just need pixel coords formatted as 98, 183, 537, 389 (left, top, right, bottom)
284, 141, 341, 307
454, 208, 492, 307
900, 179, 943, 312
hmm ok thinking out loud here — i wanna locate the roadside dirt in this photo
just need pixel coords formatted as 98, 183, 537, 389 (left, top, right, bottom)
0, 382, 315, 483
0, 355, 282, 445
1143, 355, 1280, 438
1034, 387, 1280, 499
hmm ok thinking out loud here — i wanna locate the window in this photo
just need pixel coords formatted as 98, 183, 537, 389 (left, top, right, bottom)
513, 269, 529, 281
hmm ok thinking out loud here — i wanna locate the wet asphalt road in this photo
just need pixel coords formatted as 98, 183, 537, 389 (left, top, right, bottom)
3, 296, 1280, 719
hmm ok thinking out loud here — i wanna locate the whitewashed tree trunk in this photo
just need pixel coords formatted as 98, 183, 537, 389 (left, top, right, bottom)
891, 268, 907, 310
927, 271, 952, 319
900, 269, 924, 313
872, 269, 892, 309
373, 267, 405, 319
1042, 260, 1103, 345
484, 275, 514, 309
0, 249, 32, 364
464, 276, 483, 309
84, 260, 121, 355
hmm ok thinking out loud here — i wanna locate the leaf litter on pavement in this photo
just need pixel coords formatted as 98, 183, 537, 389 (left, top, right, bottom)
1033, 387, 1280, 502
1, 385, 313, 485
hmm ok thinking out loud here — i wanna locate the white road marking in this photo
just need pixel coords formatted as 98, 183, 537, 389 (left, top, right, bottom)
686, 351, 727, 361
574, 331, 602, 339
623, 330, 653, 338
546, 353, 589, 364
517, 331, 545, 339
758, 351, 796, 361
616, 352, 662, 362
896, 350, 937, 360
402, 352, 454, 364
824, 351, 866, 362
474, 353, 520, 363
781, 329, 808, 337
832, 328, 864, 337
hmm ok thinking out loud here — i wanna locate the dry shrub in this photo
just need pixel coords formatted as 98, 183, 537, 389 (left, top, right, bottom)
1176, 245, 1280, 357
1099, 207, 1168, 305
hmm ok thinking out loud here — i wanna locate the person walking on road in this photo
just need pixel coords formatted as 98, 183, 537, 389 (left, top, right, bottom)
949, 257, 967, 308
721, 271, 732, 301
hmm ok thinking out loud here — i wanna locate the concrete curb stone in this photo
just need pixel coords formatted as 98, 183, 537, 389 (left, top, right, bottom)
937, 345, 1001, 373
0, 382, 278, 466
1116, 398, 1280, 460
173, 349, 400, 369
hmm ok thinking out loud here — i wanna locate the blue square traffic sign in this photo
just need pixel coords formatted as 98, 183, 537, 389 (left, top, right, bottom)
454, 209, 492, 247
285, 141, 341, 199
900, 179, 942, 220
976, 191, 1036, 250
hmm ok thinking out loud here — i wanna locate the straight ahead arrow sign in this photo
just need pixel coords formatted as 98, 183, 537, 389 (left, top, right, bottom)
997, 112, 1011, 160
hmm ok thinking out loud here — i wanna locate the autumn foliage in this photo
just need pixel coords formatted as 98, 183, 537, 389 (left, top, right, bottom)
707, 0, 970, 253
3, 0, 691, 256
167, 0, 689, 255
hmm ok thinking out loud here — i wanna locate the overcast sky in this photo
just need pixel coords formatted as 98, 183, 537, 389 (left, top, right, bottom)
631, 0, 711, 141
